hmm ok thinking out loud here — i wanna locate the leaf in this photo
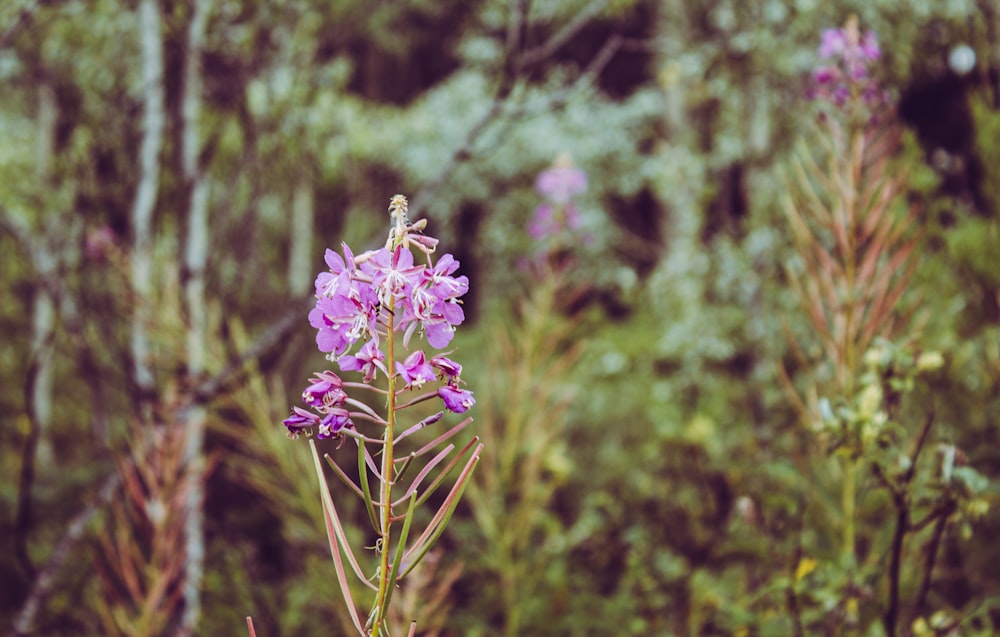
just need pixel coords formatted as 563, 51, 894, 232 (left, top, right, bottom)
795, 557, 817, 583
309, 441, 371, 636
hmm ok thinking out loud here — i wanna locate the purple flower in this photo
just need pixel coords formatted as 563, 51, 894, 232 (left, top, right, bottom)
309, 287, 379, 355
339, 337, 386, 382
284, 196, 474, 442
422, 303, 465, 349
438, 384, 475, 413
530, 153, 588, 252
529, 204, 554, 240
811, 66, 840, 85
396, 255, 469, 350
282, 406, 319, 438
818, 28, 846, 59
370, 245, 421, 302
302, 370, 347, 408
424, 254, 469, 300
536, 163, 587, 204
430, 354, 462, 380
315, 245, 355, 298
396, 350, 436, 388
808, 18, 887, 113
284, 369, 357, 438
318, 409, 353, 438
529, 202, 583, 242
860, 31, 880, 61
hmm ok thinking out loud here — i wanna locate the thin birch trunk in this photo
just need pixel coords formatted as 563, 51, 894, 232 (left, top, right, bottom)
17, 79, 61, 580
288, 176, 314, 295
31, 81, 57, 466
178, 1, 213, 634
131, 0, 165, 419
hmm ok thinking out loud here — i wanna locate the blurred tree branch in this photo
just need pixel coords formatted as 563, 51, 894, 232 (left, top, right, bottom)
0, 0, 40, 50
410, 0, 623, 218
516, 0, 608, 67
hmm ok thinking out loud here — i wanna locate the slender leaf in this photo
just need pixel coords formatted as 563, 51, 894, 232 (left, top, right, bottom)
309, 441, 367, 634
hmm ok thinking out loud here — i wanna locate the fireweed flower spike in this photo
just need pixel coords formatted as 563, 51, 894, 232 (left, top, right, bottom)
530, 153, 586, 243
535, 152, 587, 204
279, 194, 482, 637
781, 18, 923, 630
808, 15, 889, 117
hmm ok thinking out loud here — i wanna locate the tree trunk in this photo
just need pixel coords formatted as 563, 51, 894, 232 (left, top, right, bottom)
30, 81, 58, 467
178, 1, 213, 634
131, 0, 166, 419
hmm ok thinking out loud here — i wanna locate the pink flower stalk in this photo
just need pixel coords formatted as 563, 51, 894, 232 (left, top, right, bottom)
530, 153, 587, 245
535, 159, 587, 204
282, 195, 474, 439
808, 16, 888, 113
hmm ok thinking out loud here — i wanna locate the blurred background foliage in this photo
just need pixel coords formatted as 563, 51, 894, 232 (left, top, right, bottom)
2, 0, 1000, 634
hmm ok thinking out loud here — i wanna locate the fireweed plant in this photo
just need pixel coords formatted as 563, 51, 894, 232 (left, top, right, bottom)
524, 154, 594, 307
263, 195, 482, 637
529, 153, 587, 252
782, 18, 991, 635
463, 156, 588, 636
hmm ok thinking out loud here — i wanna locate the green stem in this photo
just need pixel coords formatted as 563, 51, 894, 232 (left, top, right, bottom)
372, 301, 397, 636
840, 132, 864, 635
842, 454, 858, 630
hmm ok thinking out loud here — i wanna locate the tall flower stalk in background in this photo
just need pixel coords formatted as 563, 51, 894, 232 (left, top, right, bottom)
782, 16, 919, 630
268, 196, 481, 637
782, 21, 993, 635
528, 153, 588, 277
464, 155, 588, 636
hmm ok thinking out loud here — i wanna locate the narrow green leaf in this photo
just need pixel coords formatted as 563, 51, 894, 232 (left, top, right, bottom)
357, 439, 380, 534
380, 490, 418, 621
324, 453, 364, 500
402, 445, 482, 577
393, 444, 454, 508
414, 437, 479, 510
309, 440, 368, 634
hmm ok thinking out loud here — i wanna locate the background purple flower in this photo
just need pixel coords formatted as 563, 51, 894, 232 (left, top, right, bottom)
808, 17, 888, 112
536, 157, 587, 204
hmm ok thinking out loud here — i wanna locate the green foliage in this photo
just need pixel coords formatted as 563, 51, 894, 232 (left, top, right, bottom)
2, 0, 1000, 635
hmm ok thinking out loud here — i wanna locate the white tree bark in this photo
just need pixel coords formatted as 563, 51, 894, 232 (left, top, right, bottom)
31, 81, 57, 466
131, 0, 165, 414
178, 1, 213, 634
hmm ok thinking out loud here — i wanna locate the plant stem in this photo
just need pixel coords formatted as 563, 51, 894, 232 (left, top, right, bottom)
884, 496, 906, 637
842, 454, 858, 630
372, 301, 397, 636
913, 501, 954, 623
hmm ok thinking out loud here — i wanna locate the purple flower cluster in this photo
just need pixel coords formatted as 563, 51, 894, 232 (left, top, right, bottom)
529, 154, 586, 242
283, 371, 354, 439
808, 17, 887, 110
283, 196, 475, 439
